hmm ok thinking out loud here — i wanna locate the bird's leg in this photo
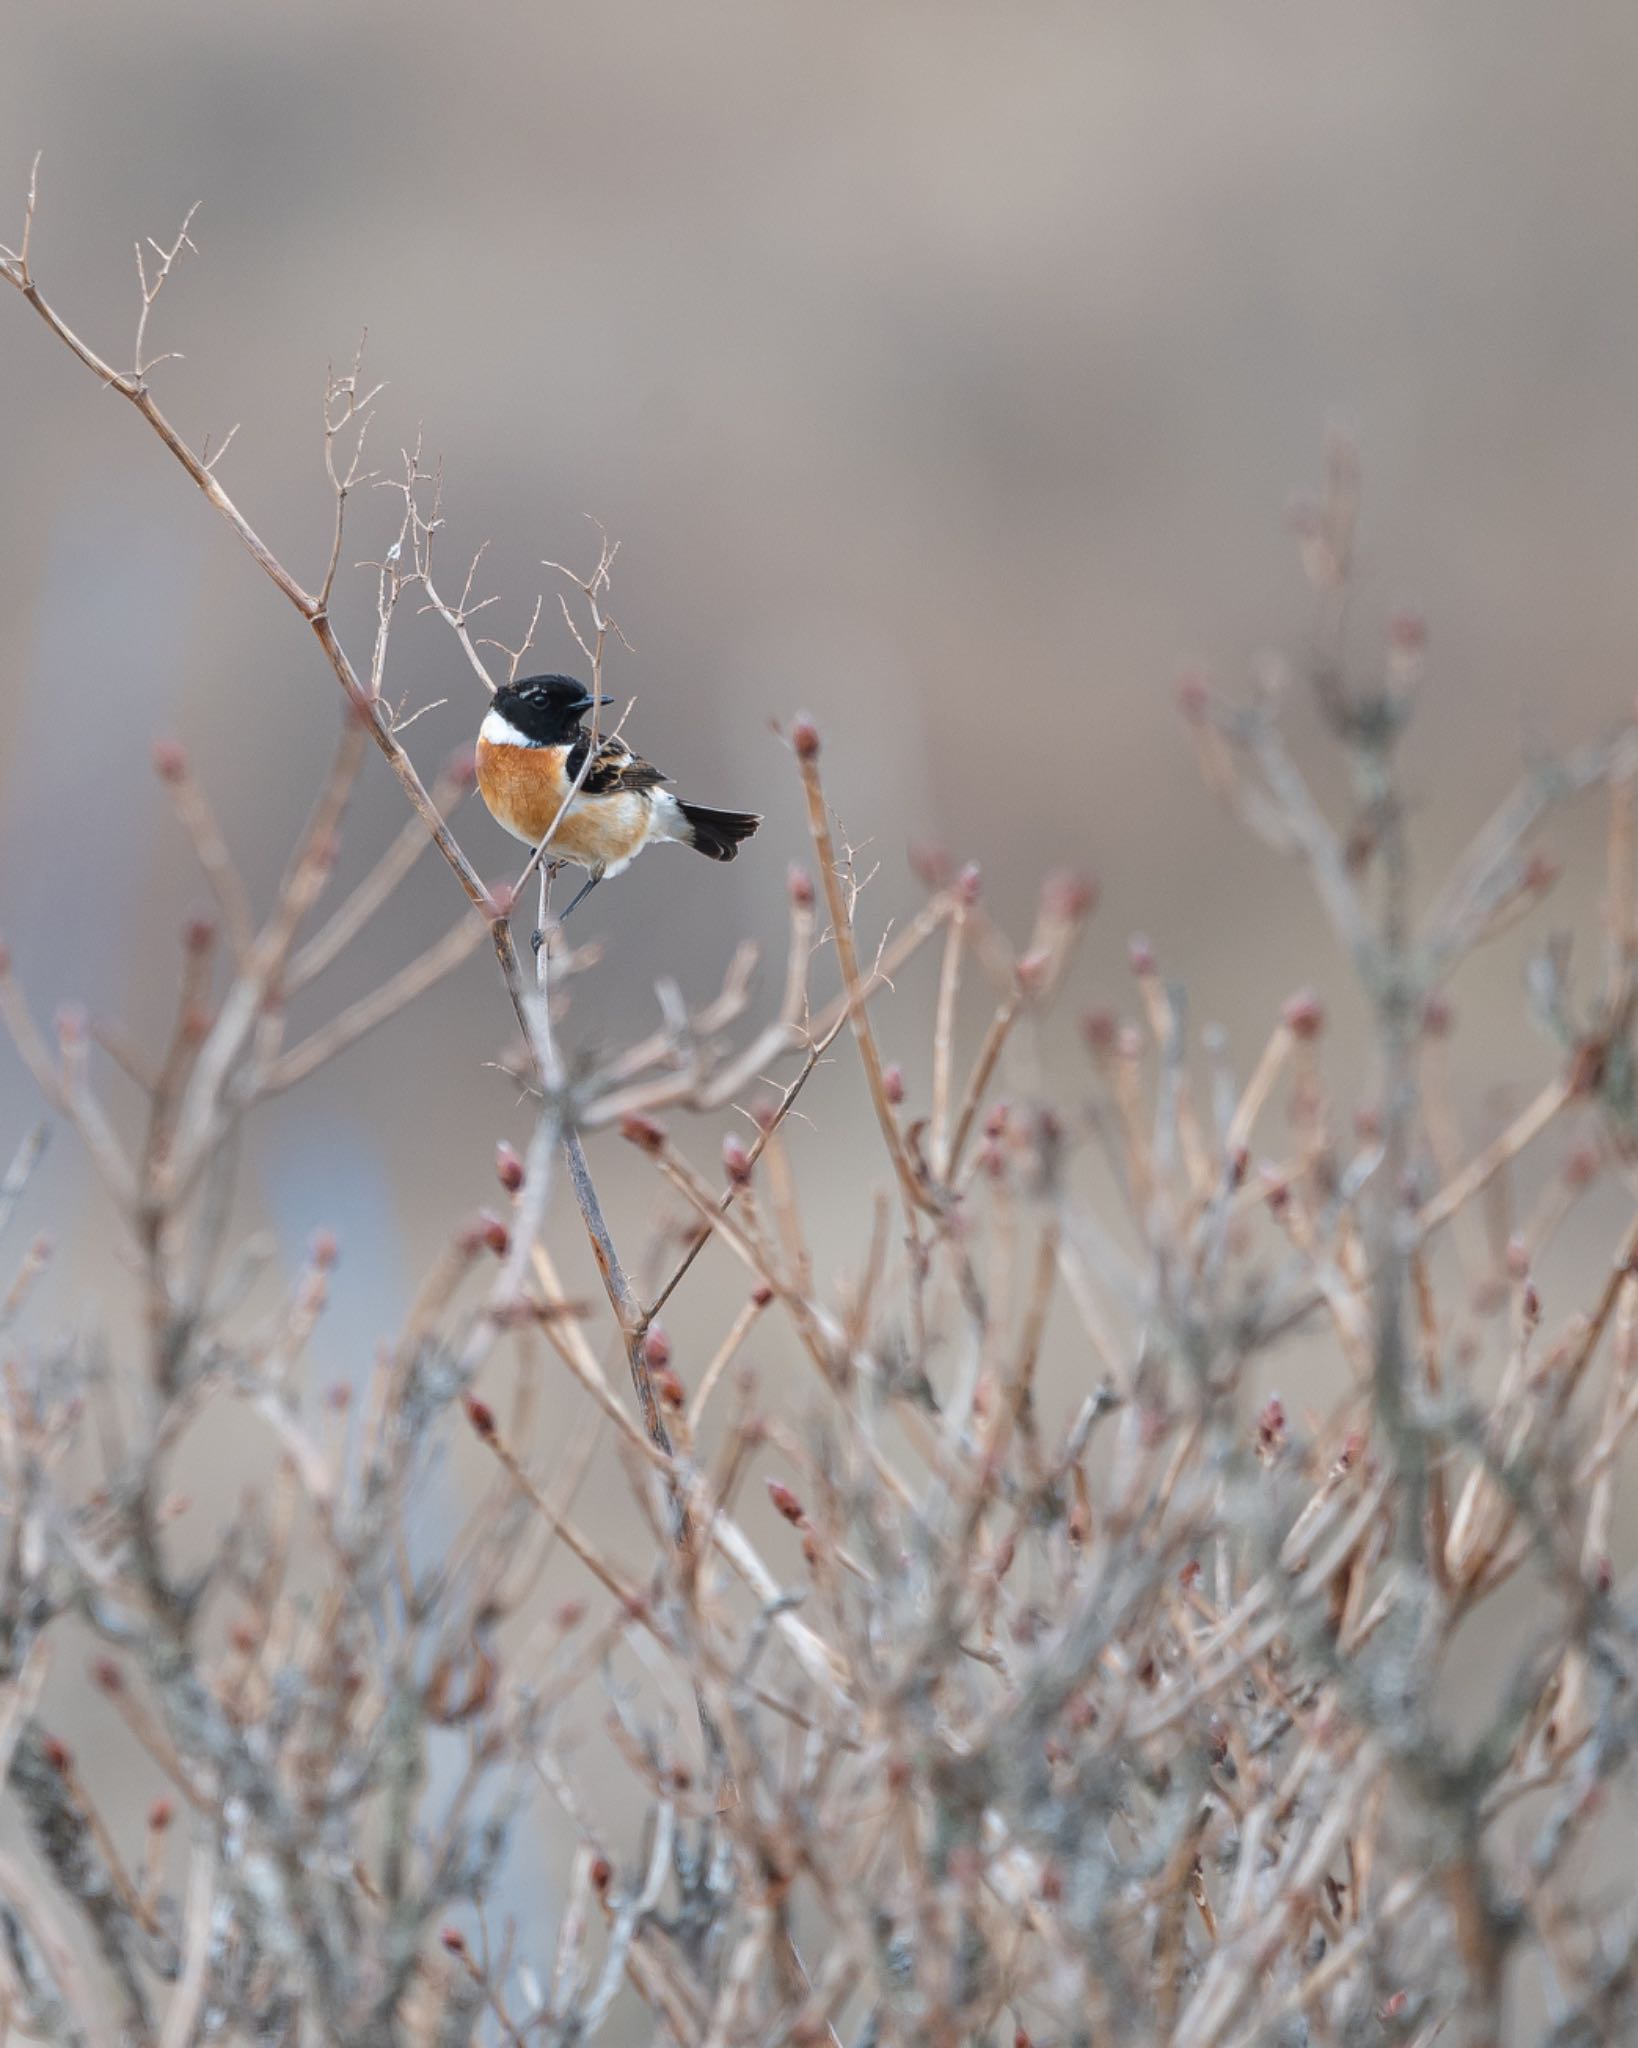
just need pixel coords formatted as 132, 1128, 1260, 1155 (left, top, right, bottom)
558, 867, 604, 922
531, 854, 564, 956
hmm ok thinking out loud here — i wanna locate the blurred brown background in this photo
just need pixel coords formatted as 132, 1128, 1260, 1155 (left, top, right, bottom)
5, 3, 1636, 1200
4, 0, 1636, 1333
3, 3, 1638, 2019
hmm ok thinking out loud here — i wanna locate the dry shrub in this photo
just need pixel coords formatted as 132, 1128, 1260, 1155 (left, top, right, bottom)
3, 168, 1638, 2048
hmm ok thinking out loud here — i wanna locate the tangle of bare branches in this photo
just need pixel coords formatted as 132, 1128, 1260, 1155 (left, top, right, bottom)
3, 170, 1638, 2048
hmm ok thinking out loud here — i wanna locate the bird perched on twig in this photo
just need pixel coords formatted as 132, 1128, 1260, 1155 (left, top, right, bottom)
475, 673, 761, 924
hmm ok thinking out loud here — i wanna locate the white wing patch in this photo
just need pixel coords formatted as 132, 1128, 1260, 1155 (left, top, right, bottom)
649, 790, 690, 843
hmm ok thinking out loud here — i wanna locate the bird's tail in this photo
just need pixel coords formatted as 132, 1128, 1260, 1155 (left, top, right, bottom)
675, 801, 762, 862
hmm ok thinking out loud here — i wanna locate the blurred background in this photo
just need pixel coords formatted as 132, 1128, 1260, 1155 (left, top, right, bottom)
3, 1, 1638, 2022
4, 0, 1637, 1267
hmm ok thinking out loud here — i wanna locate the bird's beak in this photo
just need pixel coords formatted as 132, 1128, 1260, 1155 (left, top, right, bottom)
598, 695, 614, 706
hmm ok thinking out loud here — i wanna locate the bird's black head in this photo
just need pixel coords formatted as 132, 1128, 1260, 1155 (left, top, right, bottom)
491, 674, 613, 745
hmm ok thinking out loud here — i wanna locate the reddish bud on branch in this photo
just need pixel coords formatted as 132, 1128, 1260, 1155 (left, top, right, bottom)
464, 1395, 497, 1441
1175, 670, 1211, 722
1282, 989, 1325, 1040
1082, 1007, 1117, 1054
1041, 868, 1098, 921
1016, 949, 1050, 995
908, 841, 953, 888
1522, 851, 1559, 897
1568, 1039, 1607, 1097
1421, 993, 1453, 1037
495, 1141, 525, 1193
767, 1479, 805, 1524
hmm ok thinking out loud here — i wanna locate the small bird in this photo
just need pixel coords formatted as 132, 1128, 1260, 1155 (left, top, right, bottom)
475, 673, 761, 923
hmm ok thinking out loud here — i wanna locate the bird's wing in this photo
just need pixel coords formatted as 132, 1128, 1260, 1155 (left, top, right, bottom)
568, 731, 671, 796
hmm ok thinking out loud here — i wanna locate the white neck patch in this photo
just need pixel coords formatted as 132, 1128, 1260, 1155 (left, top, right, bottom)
480, 706, 539, 748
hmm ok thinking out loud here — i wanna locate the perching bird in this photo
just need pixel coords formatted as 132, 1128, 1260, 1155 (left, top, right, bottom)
475, 673, 761, 921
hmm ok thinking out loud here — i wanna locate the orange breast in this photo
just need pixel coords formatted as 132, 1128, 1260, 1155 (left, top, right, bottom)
476, 739, 651, 868
476, 737, 570, 843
